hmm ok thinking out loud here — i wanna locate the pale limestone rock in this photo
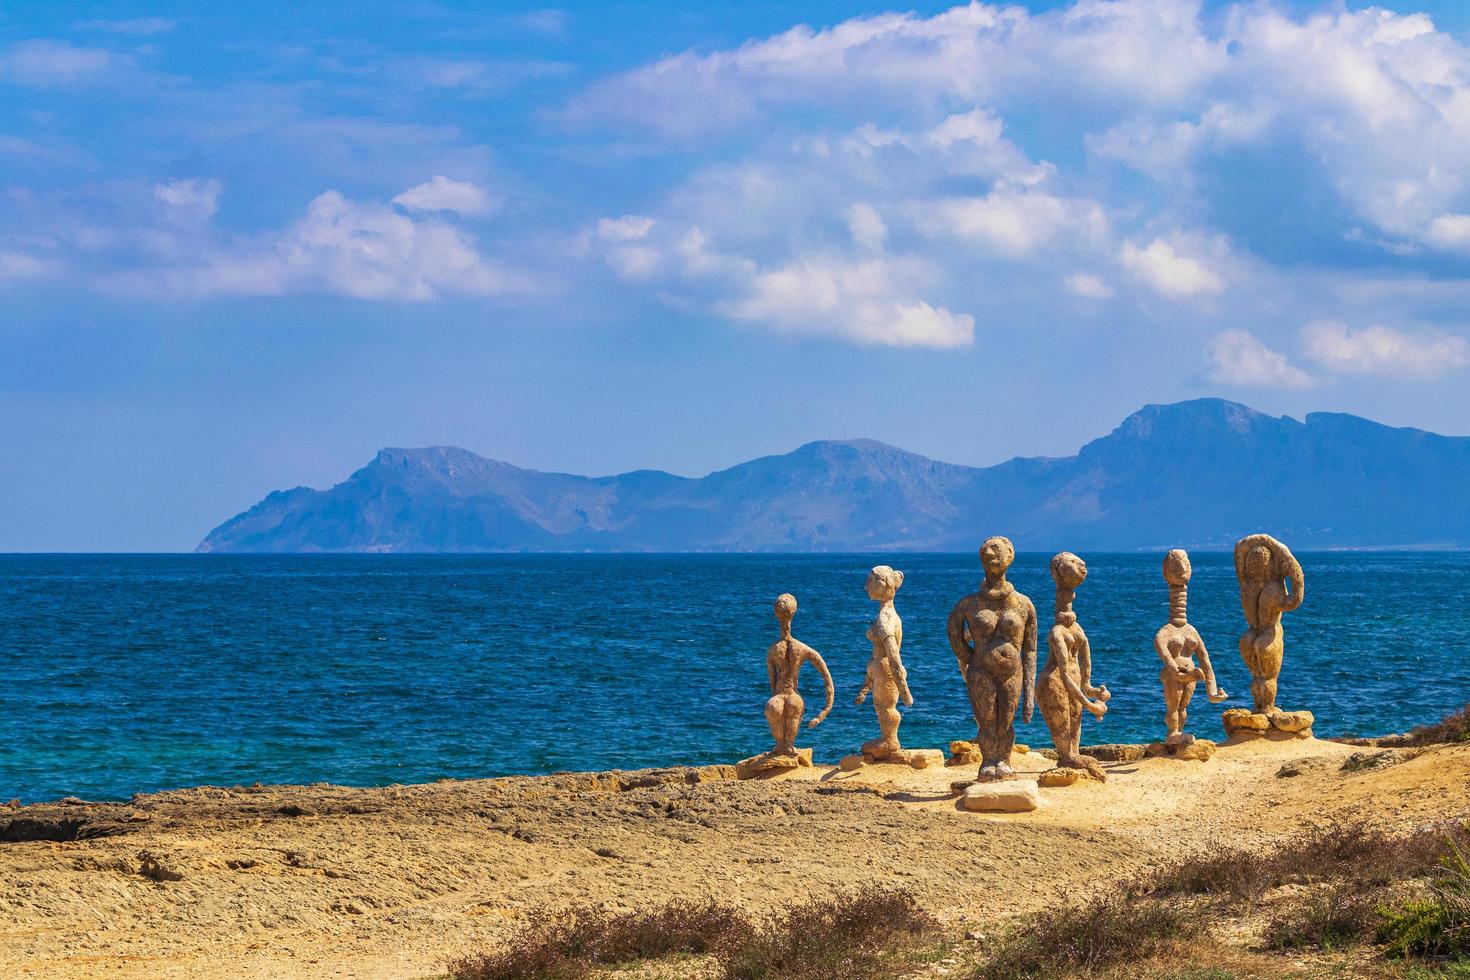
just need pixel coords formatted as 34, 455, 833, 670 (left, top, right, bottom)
898, 748, 945, 770
1235, 533, 1305, 715
1038, 767, 1103, 787
962, 780, 1043, 812
1270, 709, 1315, 735
838, 754, 868, 772
948, 740, 983, 766
1155, 550, 1228, 745
947, 537, 1038, 781
1013, 743, 1030, 754
854, 566, 913, 761
1147, 739, 1217, 761
1037, 552, 1111, 782
760, 594, 834, 758
1223, 708, 1271, 736
736, 747, 813, 779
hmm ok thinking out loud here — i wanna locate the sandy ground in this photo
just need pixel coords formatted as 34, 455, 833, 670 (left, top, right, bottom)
2, 733, 1468, 979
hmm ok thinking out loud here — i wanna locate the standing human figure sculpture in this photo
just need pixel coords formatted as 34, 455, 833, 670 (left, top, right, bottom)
764, 593, 834, 756
1235, 533, 1304, 715
1037, 552, 1110, 780
854, 565, 913, 761
1156, 549, 1227, 745
947, 536, 1038, 779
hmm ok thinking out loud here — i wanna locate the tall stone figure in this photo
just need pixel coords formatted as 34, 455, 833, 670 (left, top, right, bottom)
1156, 549, 1227, 745
947, 537, 1038, 779
1037, 552, 1111, 780
855, 565, 912, 761
764, 593, 835, 756
1235, 533, 1304, 714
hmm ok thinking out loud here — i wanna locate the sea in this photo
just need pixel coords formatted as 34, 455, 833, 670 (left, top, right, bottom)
0, 552, 1460, 804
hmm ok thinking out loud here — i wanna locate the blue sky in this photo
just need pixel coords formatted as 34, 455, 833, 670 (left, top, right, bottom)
4, 0, 1470, 550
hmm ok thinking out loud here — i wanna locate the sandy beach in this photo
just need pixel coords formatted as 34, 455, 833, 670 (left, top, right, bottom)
2, 732, 1466, 978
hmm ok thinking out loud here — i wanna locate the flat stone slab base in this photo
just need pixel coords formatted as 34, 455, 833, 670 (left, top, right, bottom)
1037, 743, 1147, 763
1223, 708, 1314, 739
848, 747, 945, 771
962, 780, 1043, 813
1038, 766, 1104, 788
735, 748, 813, 779
1147, 739, 1217, 761
948, 740, 1029, 767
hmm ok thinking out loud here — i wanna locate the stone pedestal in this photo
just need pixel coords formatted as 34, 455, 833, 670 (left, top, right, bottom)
735, 748, 813, 779
1146, 739, 1217, 761
1223, 708, 1313, 739
962, 780, 1043, 812
1038, 766, 1104, 787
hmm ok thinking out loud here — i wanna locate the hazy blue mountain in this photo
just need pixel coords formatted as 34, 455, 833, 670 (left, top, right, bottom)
197, 399, 1470, 552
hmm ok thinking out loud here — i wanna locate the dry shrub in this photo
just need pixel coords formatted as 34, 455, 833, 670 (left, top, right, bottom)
1261, 883, 1380, 951
978, 892, 1202, 979
718, 885, 937, 980
1409, 704, 1470, 746
1379, 838, 1470, 959
448, 898, 743, 980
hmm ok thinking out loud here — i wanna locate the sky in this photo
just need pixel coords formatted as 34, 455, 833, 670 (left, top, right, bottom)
4, 0, 1470, 551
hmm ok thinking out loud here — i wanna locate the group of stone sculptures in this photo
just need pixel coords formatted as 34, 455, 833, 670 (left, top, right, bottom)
742, 533, 1307, 787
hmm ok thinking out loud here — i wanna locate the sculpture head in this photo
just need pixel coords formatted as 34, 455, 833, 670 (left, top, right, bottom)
1243, 544, 1272, 583
979, 536, 1015, 577
1050, 552, 1087, 591
1162, 549, 1192, 587
774, 593, 797, 627
865, 565, 904, 601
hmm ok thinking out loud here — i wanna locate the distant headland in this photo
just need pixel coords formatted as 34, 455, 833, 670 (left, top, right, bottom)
197, 398, 1470, 553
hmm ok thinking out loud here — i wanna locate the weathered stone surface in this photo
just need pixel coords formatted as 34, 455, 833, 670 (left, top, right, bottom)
1269, 710, 1314, 734
1155, 550, 1229, 746
899, 748, 945, 770
1038, 767, 1103, 787
1037, 552, 1110, 782
1236, 533, 1305, 714
948, 740, 983, 765
1147, 739, 1217, 761
855, 566, 913, 762
760, 594, 834, 759
962, 780, 1043, 812
736, 748, 813, 779
948, 537, 1039, 781
1013, 744, 1030, 754
838, 754, 867, 772
1223, 708, 1271, 736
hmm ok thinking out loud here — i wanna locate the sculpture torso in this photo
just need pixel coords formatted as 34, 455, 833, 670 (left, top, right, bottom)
767, 637, 814, 695
1042, 618, 1087, 685
1155, 621, 1205, 674
954, 584, 1033, 675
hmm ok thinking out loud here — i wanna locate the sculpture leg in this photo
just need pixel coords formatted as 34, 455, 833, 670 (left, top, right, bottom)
781, 692, 805, 754
1240, 630, 1284, 713
1164, 676, 1196, 745
966, 663, 1003, 776
764, 695, 785, 752
992, 662, 1022, 776
861, 682, 902, 759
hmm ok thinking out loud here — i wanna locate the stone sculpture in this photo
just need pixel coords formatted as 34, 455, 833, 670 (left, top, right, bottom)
1036, 552, 1111, 781
738, 593, 834, 778
854, 565, 912, 759
1155, 549, 1227, 746
947, 536, 1038, 780
1235, 533, 1304, 715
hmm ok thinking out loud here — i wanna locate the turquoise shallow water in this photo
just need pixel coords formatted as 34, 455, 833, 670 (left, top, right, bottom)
0, 552, 1461, 803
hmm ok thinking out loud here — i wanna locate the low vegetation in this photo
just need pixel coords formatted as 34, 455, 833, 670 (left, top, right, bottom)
447, 885, 936, 980
1411, 704, 1470, 747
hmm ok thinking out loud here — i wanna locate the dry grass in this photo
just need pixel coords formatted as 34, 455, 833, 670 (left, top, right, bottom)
1410, 705, 1470, 747
976, 891, 1202, 978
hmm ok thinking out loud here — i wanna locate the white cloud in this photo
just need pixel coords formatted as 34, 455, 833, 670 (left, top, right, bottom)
155, 178, 222, 219
1423, 214, 1470, 252
1301, 319, 1470, 378
392, 176, 494, 216
923, 185, 1105, 257
73, 18, 177, 36
846, 203, 887, 251
0, 251, 60, 280
1065, 273, 1113, 299
1208, 330, 1311, 388
1120, 238, 1224, 298
0, 41, 115, 87
596, 215, 655, 242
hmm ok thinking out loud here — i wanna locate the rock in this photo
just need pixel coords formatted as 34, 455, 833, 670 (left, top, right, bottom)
1342, 749, 1411, 773
1269, 710, 1314, 735
965, 930, 984, 941
1147, 739, 1217, 761
897, 748, 945, 770
962, 781, 1043, 813
1223, 708, 1271, 736
735, 748, 812, 779
948, 740, 983, 765
838, 754, 867, 772
1038, 748, 1058, 760
1013, 744, 1030, 754
1038, 767, 1102, 787
1085, 743, 1149, 763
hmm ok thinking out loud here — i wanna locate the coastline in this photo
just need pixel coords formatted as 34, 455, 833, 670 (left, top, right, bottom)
4, 732, 1469, 979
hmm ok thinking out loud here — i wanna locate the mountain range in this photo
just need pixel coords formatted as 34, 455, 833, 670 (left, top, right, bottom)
197, 398, 1470, 553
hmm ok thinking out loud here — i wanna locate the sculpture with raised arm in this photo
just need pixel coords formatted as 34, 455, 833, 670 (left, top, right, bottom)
855, 565, 912, 761
1037, 552, 1110, 781
1235, 533, 1305, 715
763, 593, 834, 756
1156, 549, 1227, 746
947, 537, 1038, 780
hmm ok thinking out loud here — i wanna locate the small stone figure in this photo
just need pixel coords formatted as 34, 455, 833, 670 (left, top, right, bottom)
1155, 549, 1227, 746
764, 593, 834, 756
1235, 533, 1304, 715
855, 565, 913, 761
947, 536, 1038, 780
1037, 552, 1110, 781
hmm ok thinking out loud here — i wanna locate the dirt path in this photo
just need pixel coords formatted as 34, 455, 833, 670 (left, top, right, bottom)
3, 735, 1467, 978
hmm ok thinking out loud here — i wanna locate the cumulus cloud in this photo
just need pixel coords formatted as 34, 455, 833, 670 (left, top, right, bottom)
1208, 330, 1311, 387
392, 176, 495, 216
0, 40, 115, 87
1065, 273, 1113, 299
1120, 238, 1224, 298
846, 203, 887, 251
0, 251, 61, 280
1301, 320, 1470, 379
922, 185, 1106, 257
155, 179, 222, 219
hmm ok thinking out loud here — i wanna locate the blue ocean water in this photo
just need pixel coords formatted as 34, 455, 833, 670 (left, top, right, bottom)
0, 553, 1461, 804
